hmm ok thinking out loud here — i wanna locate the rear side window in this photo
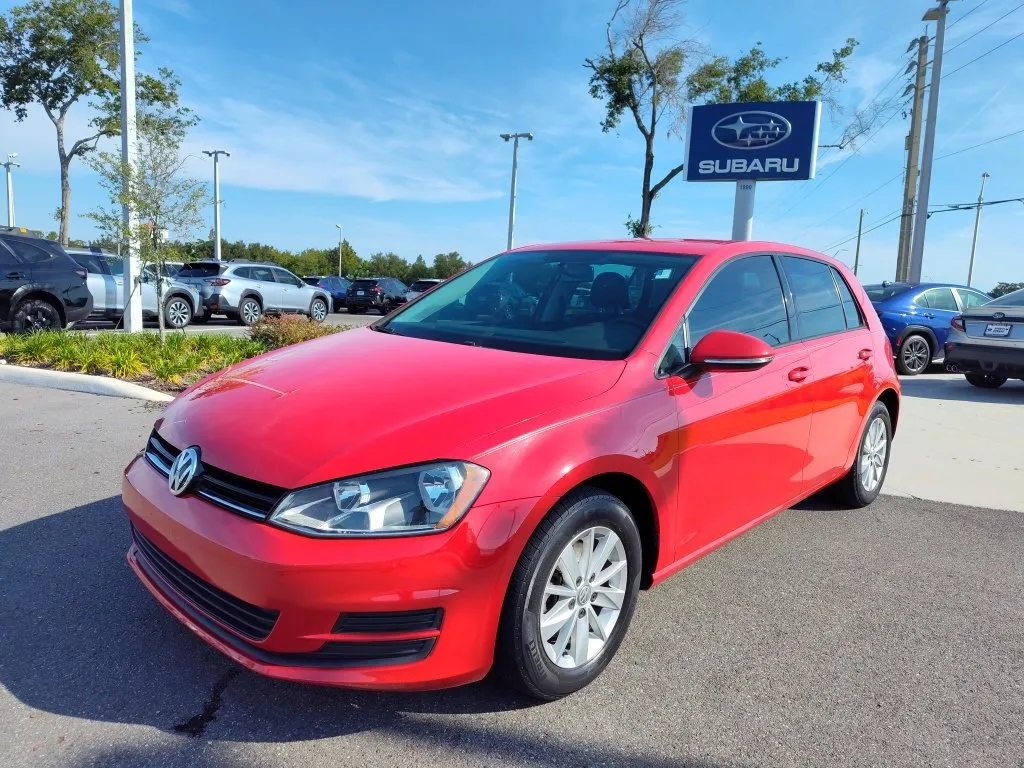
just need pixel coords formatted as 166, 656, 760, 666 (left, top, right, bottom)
177, 263, 225, 278
831, 268, 864, 329
687, 255, 791, 348
70, 252, 108, 275
782, 256, 847, 339
6, 239, 54, 264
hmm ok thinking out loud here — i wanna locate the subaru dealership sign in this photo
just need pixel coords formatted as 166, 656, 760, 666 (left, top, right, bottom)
684, 101, 821, 182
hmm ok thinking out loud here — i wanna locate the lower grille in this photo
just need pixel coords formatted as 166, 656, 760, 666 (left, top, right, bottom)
131, 525, 279, 642
333, 609, 443, 634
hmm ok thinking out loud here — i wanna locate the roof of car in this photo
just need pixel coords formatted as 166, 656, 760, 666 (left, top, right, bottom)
865, 280, 982, 292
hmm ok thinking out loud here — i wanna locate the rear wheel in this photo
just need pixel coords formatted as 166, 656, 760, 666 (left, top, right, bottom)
965, 373, 1007, 389
495, 488, 642, 701
238, 297, 262, 326
11, 298, 62, 332
896, 333, 931, 376
829, 401, 892, 508
380, 299, 392, 315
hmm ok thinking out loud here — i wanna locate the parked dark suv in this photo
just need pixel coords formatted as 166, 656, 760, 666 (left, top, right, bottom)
0, 228, 93, 331
303, 275, 351, 312
345, 277, 408, 314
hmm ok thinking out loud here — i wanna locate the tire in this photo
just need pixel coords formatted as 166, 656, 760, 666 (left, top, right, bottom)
164, 295, 193, 329
495, 487, 643, 701
829, 401, 892, 508
309, 297, 328, 323
11, 298, 62, 332
965, 373, 1007, 389
238, 297, 262, 326
896, 333, 931, 376
380, 299, 392, 315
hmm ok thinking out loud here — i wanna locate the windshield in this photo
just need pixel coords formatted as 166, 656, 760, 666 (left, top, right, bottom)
302, 277, 321, 286
864, 283, 912, 302
987, 288, 1024, 307
177, 263, 225, 278
379, 249, 697, 360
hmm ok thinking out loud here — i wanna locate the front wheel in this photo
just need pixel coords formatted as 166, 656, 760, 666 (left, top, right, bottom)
495, 488, 642, 701
965, 373, 1007, 389
309, 298, 328, 323
829, 401, 892, 508
164, 296, 193, 329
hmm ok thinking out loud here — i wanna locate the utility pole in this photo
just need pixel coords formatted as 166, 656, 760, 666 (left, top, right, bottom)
896, 35, 928, 281
119, 0, 143, 333
908, 0, 950, 283
2, 153, 19, 226
967, 172, 989, 287
203, 150, 230, 261
500, 132, 532, 250
335, 223, 343, 276
854, 208, 866, 276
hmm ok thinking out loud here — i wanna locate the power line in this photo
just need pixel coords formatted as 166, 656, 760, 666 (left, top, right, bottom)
927, 196, 1024, 215
943, 30, 1024, 78
947, 0, 990, 30
936, 126, 1024, 159
820, 210, 902, 253
946, 1, 1024, 53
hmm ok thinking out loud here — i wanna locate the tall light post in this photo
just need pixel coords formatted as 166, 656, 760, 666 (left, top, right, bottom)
203, 150, 230, 261
119, 0, 143, 332
2, 153, 19, 226
908, 0, 950, 283
500, 132, 532, 251
853, 208, 866, 276
967, 172, 989, 287
335, 223, 343, 276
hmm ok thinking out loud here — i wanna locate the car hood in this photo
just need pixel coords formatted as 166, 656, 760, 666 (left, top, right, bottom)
157, 327, 625, 489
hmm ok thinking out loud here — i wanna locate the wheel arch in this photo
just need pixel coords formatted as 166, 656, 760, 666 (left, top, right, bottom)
899, 325, 938, 358
11, 287, 66, 326
239, 290, 263, 308
877, 387, 900, 434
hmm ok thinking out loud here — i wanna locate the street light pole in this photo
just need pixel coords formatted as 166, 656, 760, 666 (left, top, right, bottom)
203, 150, 230, 261
2, 153, 19, 226
853, 208, 866, 276
967, 172, 989, 287
119, 0, 143, 332
500, 132, 532, 251
908, 0, 950, 283
335, 223, 343, 276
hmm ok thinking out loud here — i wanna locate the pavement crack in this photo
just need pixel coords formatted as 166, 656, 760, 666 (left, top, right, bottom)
173, 669, 239, 738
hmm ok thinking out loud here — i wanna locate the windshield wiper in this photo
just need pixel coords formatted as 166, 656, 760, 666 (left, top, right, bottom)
371, 324, 397, 335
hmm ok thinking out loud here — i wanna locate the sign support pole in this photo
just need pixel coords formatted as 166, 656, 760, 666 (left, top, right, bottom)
731, 180, 756, 241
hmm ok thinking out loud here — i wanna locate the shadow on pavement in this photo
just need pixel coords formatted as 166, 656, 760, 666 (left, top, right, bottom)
0, 496, 742, 768
897, 374, 1024, 404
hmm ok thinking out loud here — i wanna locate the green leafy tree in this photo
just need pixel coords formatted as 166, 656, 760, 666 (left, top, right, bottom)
432, 251, 468, 279
0, 0, 192, 244
337, 240, 364, 278
366, 251, 411, 282
405, 255, 433, 282
586, 0, 856, 237
989, 282, 1024, 298
84, 103, 206, 340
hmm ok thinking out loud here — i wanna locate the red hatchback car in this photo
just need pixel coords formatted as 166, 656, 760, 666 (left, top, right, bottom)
123, 239, 900, 700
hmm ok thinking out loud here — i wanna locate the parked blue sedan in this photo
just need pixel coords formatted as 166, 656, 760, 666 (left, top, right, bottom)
865, 282, 991, 375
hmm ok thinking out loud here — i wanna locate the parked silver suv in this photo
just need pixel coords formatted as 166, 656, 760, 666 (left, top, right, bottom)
175, 260, 331, 326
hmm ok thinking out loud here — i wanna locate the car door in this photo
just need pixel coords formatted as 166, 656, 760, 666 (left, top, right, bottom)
665, 254, 813, 556
248, 266, 282, 311
268, 267, 300, 311
0, 241, 23, 319
68, 251, 114, 312
913, 287, 960, 351
779, 256, 875, 489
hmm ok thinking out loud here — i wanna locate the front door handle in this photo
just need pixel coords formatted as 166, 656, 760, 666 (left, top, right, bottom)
788, 366, 809, 383
5, 271, 27, 280
858, 348, 873, 361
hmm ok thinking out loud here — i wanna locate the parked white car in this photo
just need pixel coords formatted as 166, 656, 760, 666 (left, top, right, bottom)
66, 248, 204, 329
404, 278, 443, 302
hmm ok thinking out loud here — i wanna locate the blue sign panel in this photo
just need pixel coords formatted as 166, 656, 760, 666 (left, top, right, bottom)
684, 100, 821, 182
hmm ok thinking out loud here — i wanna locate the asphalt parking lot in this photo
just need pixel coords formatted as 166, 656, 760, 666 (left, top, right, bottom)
1, 380, 1022, 768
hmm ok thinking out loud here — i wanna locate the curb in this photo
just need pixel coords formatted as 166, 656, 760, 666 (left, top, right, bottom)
0, 363, 175, 403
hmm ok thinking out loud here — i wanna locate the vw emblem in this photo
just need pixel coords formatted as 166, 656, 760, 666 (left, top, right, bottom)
712, 111, 792, 150
168, 446, 201, 496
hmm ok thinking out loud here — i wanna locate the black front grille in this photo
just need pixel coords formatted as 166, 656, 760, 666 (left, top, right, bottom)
333, 609, 443, 634
144, 431, 285, 520
131, 525, 279, 642
313, 639, 433, 662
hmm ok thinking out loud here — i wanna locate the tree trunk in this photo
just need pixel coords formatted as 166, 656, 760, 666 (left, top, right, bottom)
639, 136, 655, 236
55, 121, 72, 246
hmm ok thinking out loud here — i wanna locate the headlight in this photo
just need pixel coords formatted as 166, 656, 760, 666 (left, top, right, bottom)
268, 461, 490, 537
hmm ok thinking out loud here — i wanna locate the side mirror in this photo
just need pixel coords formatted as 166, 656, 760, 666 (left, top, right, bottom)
690, 330, 775, 372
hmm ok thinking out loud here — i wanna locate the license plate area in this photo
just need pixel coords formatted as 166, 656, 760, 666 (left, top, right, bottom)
984, 323, 1011, 337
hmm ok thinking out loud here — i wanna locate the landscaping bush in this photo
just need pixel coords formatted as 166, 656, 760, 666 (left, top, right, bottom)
247, 314, 348, 348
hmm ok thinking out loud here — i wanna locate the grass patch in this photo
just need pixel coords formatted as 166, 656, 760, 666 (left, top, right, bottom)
0, 315, 349, 393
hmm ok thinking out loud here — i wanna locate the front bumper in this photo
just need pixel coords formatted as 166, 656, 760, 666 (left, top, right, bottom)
945, 341, 1024, 377
122, 455, 535, 690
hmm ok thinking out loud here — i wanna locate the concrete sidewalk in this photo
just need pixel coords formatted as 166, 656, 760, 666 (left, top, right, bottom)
886, 373, 1024, 513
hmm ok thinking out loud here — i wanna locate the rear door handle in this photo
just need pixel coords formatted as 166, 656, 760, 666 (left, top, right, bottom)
5, 271, 27, 280
788, 366, 809, 383
858, 348, 873, 360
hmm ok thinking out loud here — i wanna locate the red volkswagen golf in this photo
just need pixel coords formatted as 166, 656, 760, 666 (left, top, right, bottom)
123, 239, 900, 700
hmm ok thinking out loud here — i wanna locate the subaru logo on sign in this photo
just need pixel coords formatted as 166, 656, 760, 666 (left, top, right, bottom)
712, 111, 792, 150
168, 446, 201, 496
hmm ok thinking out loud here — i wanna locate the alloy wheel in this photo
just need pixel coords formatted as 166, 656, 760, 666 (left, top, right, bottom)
859, 416, 888, 493
901, 337, 930, 374
167, 299, 191, 328
538, 526, 628, 669
27, 308, 56, 330
242, 300, 261, 324
311, 300, 327, 322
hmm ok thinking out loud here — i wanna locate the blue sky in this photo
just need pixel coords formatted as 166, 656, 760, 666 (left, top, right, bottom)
1, 0, 1022, 292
